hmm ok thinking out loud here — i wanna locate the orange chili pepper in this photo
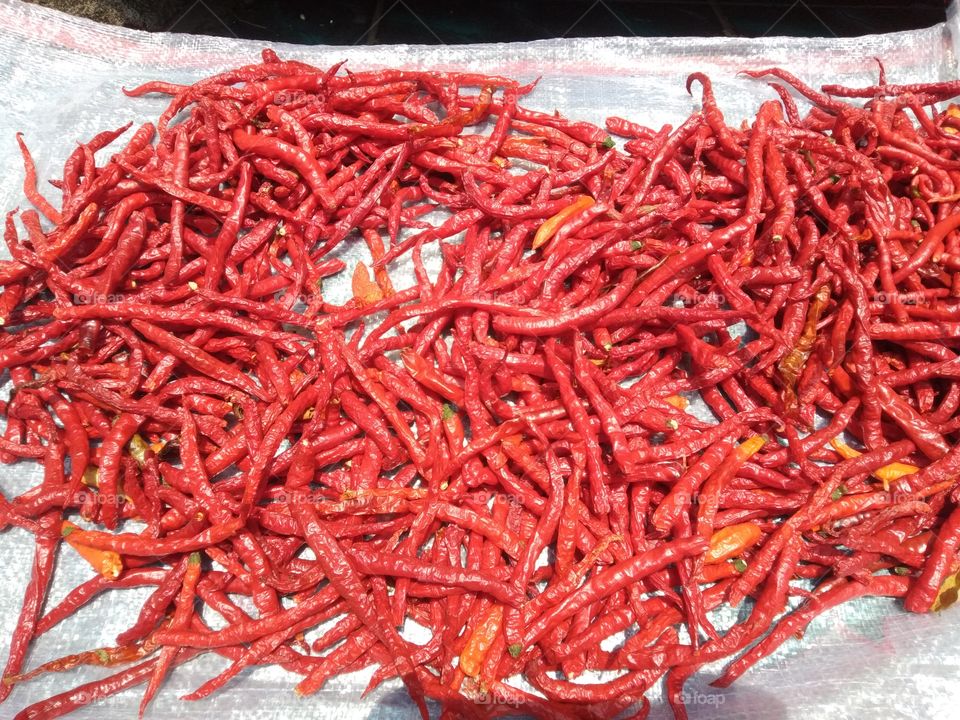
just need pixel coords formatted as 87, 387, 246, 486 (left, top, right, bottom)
830, 437, 918, 490
664, 394, 689, 410
532, 195, 595, 250
351, 261, 383, 306
459, 605, 503, 678
778, 284, 830, 400
698, 559, 745, 582
412, 85, 493, 136
362, 228, 395, 297
448, 666, 466, 692
705, 523, 763, 564
61, 521, 123, 580
696, 435, 767, 546
735, 434, 767, 461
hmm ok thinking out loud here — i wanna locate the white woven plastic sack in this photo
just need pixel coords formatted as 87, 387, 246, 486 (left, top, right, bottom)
0, 0, 959, 717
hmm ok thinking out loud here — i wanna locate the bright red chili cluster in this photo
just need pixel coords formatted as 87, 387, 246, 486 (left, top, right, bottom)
0, 52, 959, 719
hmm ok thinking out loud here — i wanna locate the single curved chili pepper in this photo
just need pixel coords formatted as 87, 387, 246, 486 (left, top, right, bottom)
0, 514, 59, 704
687, 73, 743, 158
714, 574, 910, 686
492, 268, 637, 336
904, 502, 960, 613
349, 546, 522, 605
3, 642, 150, 686
61, 522, 122, 579
35, 568, 168, 637
459, 605, 503, 678
203, 161, 253, 291
704, 523, 764, 564
66, 521, 239, 558
232, 129, 335, 212
94, 413, 143, 530
15, 134, 61, 224
139, 551, 202, 714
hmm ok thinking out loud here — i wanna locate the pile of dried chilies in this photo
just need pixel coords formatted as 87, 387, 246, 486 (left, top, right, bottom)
0, 51, 959, 719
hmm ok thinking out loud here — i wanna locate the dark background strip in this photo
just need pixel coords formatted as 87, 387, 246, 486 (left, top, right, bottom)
25, 1, 951, 43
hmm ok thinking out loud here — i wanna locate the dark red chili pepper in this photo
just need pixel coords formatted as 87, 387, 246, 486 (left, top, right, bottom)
0, 514, 59, 704
139, 551, 202, 714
